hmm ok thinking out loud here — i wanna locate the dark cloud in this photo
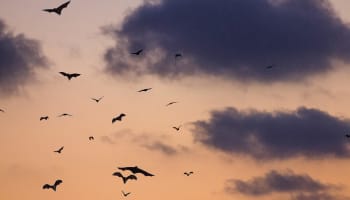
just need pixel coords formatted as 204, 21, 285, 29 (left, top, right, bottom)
226, 170, 333, 196
292, 193, 350, 200
104, 0, 350, 82
192, 107, 350, 160
0, 19, 48, 96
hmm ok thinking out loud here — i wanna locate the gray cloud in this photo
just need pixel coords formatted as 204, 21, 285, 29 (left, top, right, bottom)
226, 170, 334, 196
104, 0, 350, 82
142, 140, 178, 156
292, 193, 350, 200
0, 19, 48, 96
192, 107, 350, 160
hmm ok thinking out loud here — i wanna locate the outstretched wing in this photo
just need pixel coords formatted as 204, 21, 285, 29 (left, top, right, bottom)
57, 1, 70, 10
112, 172, 124, 178
54, 179, 63, 187
42, 184, 52, 190
70, 73, 80, 78
59, 72, 69, 77
126, 174, 137, 181
118, 166, 154, 176
43, 9, 55, 13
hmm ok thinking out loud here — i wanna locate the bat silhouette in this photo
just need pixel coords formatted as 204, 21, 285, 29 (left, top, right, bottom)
265, 65, 274, 69
42, 179, 63, 191
166, 101, 178, 106
40, 116, 49, 121
112, 113, 126, 123
89, 136, 94, 141
118, 166, 154, 176
131, 49, 143, 55
59, 72, 81, 80
138, 88, 152, 92
0, 109, 4, 113
345, 134, 350, 138
184, 171, 194, 176
43, 1, 70, 15
112, 172, 137, 184
173, 126, 181, 131
175, 53, 182, 58
91, 96, 104, 103
58, 113, 72, 117
53, 146, 64, 154
122, 190, 131, 197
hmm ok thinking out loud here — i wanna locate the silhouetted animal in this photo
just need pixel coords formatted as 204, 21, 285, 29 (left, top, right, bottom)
42, 180, 63, 191
89, 136, 94, 141
184, 171, 193, 176
138, 88, 152, 92
131, 49, 143, 55
112, 172, 137, 184
59, 72, 81, 80
40, 116, 49, 121
265, 65, 273, 69
58, 113, 72, 117
175, 53, 182, 58
345, 134, 350, 138
53, 146, 64, 154
122, 190, 131, 197
166, 101, 178, 106
112, 113, 126, 123
173, 126, 181, 131
0, 109, 4, 113
43, 1, 70, 15
118, 166, 154, 176
91, 96, 104, 103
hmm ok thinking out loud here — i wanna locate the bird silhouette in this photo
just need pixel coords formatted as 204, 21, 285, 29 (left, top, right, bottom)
112, 172, 137, 184
89, 136, 94, 141
42, 180, 63, 191
166, 101, 178, 106
91, 96, 104, 103
0, 109, 4, 113
184, 171, 194, 176
43, 1, 70, 15
118, 166, 154, 176
59, 72, 81, 80
131, 49, 143, 55
40, 116, 49, 121
112, 113, 126, 123
173, 126, 181, 131
53, 146, 64, 154
137, 88, 152, 92
345, 134, 350, 138
122, 190, 131, 197
58, 113, 72, 117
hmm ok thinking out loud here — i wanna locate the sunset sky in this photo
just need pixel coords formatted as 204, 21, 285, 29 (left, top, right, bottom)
2, 0, 350, 199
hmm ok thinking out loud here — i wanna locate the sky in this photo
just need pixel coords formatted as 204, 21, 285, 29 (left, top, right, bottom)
1, 0, 350, 199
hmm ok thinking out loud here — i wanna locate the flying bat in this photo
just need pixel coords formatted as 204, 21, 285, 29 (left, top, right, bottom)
184, 171, 194, 176
112, 172, 137, 184
53, 146, 64, 154
166, 101, 178, 106
172, 126, 181, 131
265, 65, 274, 69
58, 113, 72, 117
91, 96, 104, 103
138, 88, 152, 92
112, 113, 126, 123
0, 109, 4, 113
40, 116, 49, 121
89, 136, 94, 141
131, 49, 143, 55
175, 53, 182, 58
345, 134, 350, 138
42, 179, 63, 191
59, 72, 81, 80
122, 190, 131, 197
118, 166, 154, 176
43, 1, 71, 15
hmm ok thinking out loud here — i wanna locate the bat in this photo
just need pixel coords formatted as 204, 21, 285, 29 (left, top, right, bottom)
0, 109, 4, 113
59, 72, 81, 80
265, 65, 274, 69
137, 88, 152, 92
89, 136, 94, 141
91, 96, 104, 103
166, 101, 178, 106
53, 146, 64, 154
40, 116, 49, 121
131, 49, 143, 55
175, 53, 182, 58
122, 190, 131, 197
345, 134, 350, 138
184, 171, 194, 176
112, 113, 126, 123
118, 166, 154, 176
112, 172, 137, 184
58, 113, 72, 117
42, 179, 63, 191
172, 126, 181, 131
43, 1, 71, 15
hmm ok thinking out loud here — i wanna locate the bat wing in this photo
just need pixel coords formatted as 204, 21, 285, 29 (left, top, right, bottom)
43, 9, 55, 13
43, 184, 51, 189
57, 1, 70, 10
54, 180, 63, 186
136, 168, 154, 176
112, 117, 117, 123
59, 72, 69, 77
126, 174, 137, 181
112, 172, 124, 178
71, 73, 80, 78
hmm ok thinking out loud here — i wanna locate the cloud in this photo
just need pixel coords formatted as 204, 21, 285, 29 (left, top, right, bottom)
226, 170, 334, 196
142, 140, 178, 156
292, 193, 350, 200
104, 0, 350, 82
0, 19, 48, 96
192, 107, 350, 160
